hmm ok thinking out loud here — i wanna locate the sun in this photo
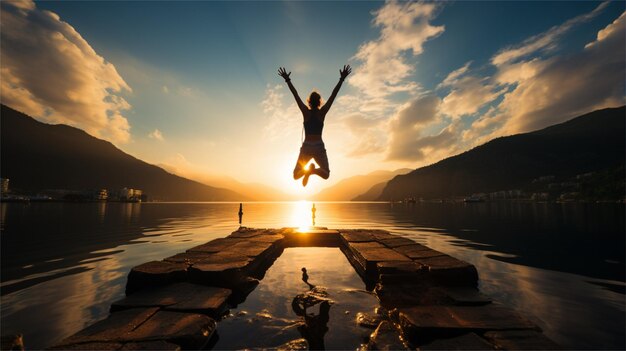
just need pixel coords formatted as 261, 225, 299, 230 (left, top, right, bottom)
291, 200, 314, 232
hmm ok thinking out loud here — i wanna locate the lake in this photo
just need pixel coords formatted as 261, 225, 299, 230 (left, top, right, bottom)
1, 201, 624, 349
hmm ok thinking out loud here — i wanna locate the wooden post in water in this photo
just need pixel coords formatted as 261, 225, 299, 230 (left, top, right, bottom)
238, 203, 243, 228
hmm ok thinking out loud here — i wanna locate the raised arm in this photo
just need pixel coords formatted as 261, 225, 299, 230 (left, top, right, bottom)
278, 67, 307, 113
321, 65, 351, 114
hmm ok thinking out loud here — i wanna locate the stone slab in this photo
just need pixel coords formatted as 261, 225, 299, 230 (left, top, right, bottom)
111, 283, 231, 317
186, 238, 242, 253
377, 261, 429, 285
348, 242, 412, 275
420, 332, 495, 350
238, 240, 275, 256
55, 308, 160, 346
49, 342, 124, 350
370, 231, 398, 240
377, 261, 425, 275
163, 252, 212, 265
417, 256, 479, 286
349, 241, 388, 251
188, 259, 249, 284
245, 233, 285, 243
126, 262, 187, 295
228, 228, 276, 238
375, 284, 454, 308
378, 237, 416, 248
339, 230, 377, 242
399, 305, 538, 334
120, 341, 181, 350
126, 311, 215, 350
394, 245, 445, 260
295, 229, 340, 234
434, 287, 492, 306
483, 330, 560, 350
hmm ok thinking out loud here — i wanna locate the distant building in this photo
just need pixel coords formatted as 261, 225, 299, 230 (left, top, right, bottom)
1, 178, 9, 194
118, 188, 143, 202
96, 189, 108, 201
41, 188, 108, 201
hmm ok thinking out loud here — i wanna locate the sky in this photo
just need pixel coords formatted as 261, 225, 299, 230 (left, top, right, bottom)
1, 0, 624, 196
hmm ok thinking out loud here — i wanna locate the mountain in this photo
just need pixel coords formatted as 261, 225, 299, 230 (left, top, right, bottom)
380, 106, 625, 201
352, 181, 388, 201
0, 104, 247, 201
313, 168, 411, 201
157, 167, 296, 201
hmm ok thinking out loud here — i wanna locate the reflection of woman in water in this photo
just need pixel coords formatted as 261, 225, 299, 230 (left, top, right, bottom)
278, 65, 352, 187
292, 267, 331, 350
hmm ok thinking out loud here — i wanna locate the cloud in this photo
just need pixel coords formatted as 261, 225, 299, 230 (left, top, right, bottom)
162, 85, 169, 94
585, 10, 626, 49
387, 94, 447, 161
438, 61, 472, 88
496, 10, 626, 134
341, 114, 387, 157
460, 9, 626, 147
440, 76, 504, 119
262, 84, 301, 140
330, 1, 446, 160
491, 2, 609, 66
349, 1, 444, 98
148, 129, 164, 141
0, 0, 132, 143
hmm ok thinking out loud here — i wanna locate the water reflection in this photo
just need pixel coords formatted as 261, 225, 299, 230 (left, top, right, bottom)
0, 202, 624, 349
214, 248, 378, 350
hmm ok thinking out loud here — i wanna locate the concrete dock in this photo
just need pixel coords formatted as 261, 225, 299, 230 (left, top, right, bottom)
51, 227, 559, 350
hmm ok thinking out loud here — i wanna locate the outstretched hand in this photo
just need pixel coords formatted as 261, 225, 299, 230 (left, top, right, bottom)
278, 67, 291, 81
340, 65, 352, 80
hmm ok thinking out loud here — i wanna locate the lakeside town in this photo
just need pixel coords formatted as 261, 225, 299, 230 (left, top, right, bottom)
2, 168, 623, 204
0, 178, 146, 203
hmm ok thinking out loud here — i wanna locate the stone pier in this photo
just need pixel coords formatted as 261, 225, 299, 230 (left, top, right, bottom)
51, 227, 559, 350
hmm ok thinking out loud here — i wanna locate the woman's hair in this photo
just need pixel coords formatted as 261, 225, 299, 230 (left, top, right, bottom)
307, 91, 322, 109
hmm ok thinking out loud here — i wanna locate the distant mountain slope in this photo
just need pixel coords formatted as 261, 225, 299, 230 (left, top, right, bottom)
0, 104, 247, 201
157, 167, 296, 201
352, 181, 388, 201
380, 106, 626, 200
313, 168, 411, 201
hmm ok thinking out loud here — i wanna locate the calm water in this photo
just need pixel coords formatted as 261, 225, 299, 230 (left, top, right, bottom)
213, 247, 379, 350
1, 201, 624, 349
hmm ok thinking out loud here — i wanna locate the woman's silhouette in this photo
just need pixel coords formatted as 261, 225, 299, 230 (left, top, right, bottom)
278, 65, 351, 187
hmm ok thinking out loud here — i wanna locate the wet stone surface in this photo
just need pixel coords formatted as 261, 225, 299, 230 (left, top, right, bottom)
483, 330, 561, 350
111, 283, 231, 317
362, 320, 407, 351
356, 312, 382, 329
399, 305, 538, 335
125, 262, 187, 295
419, 332, 496, 350
57, 227, 556, 350
120, 340, 181, 350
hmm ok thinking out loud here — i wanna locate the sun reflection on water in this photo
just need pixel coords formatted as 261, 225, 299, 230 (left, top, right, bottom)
291, 200, 314, 232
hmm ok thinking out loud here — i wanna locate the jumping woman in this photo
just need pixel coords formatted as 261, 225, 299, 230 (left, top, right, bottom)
278, 65, 351, 187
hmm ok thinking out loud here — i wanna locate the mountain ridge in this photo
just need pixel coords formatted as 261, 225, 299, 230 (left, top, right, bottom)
312, 168, 411, 201
0, 104, 247, 201
380, 106, 626, 201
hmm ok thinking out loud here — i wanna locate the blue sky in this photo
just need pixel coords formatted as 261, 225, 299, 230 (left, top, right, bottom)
2, 1, 624, 195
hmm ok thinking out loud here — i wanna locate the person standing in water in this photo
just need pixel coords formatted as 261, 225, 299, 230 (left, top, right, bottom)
278, 65, 351, 187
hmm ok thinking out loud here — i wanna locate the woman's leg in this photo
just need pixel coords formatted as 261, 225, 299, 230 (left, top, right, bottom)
312, 147, 330, 179
293, 148, 311, 180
